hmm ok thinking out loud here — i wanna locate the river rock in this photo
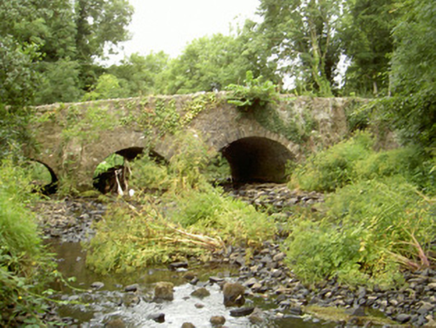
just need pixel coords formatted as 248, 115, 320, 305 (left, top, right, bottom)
169, 261, 188, 271
91, 281, 104, 290
230, 307, 255, 317
248, 307, 264, 324
148, 313, 165, 323
210, 315, 226, 326
181, 323, 196, 328
124, 284, 138, 292
105, 318, 126, 328
184, 272, 196, 281
153, 282, 174, 301
209, 276, 225, 285
395, 313, 411, 323
191, 287, 210, 299
223, 282, 245, 307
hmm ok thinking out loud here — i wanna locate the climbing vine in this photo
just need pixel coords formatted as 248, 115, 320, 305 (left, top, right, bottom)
252, 101, 317, 144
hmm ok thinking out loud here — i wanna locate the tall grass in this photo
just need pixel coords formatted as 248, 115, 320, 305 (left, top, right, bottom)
0, 158, 58, 326
284, 132, 436, 287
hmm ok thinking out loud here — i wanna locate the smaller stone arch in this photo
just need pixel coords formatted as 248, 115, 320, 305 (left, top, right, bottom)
221, 137, 294, 183
28, 159, 58, 195
93, 147, 166, 193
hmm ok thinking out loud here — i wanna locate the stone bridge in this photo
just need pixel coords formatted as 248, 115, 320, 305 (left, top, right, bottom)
27, 92, 357, 191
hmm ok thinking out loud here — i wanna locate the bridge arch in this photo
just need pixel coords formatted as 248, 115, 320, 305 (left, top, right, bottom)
93, 146, 166, 193
220, 137, 294, 183
27, 159, 58, 194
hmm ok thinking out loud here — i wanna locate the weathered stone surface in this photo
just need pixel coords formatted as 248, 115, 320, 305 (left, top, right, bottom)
105, 318, 126, 328
91, 282, 104, 290
148, 313, 165, 323
210, 315, 226, 326
191, 287, 210, 299
124, 284, 138, 292
230, 307, 255, 317
223, 282, 245, 307
29, 94, 364, 191
181, 323, 196, 328
153, 282, 174, 301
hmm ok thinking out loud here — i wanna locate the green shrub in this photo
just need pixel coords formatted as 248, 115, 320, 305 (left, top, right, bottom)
165, 132, 213, 191
94, 153, 125, 178
85, 188, 276, 275
225, 71, 278, 110
201, 153, 231, 183
284, 178, 435, 287
354, 146, 436, 193
130, 154, 171, 192
0, 159, 60, 327
172, 186, 276, 247
289, 131, 374, 192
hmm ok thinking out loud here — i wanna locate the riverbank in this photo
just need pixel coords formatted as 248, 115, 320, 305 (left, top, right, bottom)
35, 184, 436, 327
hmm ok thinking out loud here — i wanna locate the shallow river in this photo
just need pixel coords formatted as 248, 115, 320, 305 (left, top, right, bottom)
51, 241, 334, 328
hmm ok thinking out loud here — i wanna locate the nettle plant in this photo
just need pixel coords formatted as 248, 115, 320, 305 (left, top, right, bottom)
225, 71, 278, 110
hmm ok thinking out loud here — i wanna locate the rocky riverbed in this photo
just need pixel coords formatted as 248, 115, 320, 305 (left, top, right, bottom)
35, 184, 436, 327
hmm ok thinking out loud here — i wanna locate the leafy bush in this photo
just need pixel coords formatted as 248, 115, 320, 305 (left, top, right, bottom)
289, 131, 374, 192
284, 178, 435, 287
290, 131, 436, 194
354, 146, 436, 192
94, 153, 125, 178
225, 71, 278, 110
85, 185, 276, 274
0, 159, 60, 326
172, 186, 276, 247
84, 201, 211, 274
130, 154, 171, 192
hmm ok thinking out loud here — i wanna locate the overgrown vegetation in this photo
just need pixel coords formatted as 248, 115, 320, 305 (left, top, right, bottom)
85, 133, 272, 274
225, 71, 278, 110
285, 132, 436, 287
0, 159, 63, 327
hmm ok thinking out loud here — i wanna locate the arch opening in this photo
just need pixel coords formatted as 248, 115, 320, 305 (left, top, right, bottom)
220, 137, 294, 184
93, 147, 166, 194
27, 159, 58, 195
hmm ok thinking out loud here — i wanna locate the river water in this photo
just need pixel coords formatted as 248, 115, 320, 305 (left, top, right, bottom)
51, 241, 334, 328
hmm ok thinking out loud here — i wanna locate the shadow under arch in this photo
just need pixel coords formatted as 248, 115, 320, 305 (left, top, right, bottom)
93, 147, 166, 193
28, 159, 58, 195
220, 137, 294, 183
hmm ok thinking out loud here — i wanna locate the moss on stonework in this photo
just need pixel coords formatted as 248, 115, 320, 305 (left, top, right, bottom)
252, 102, 316, 144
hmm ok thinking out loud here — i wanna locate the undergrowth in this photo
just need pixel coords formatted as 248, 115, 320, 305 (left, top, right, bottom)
0, 158, 64, 327
284, 131, 436, 287
85, 186, 276, 275
85, 132, 275, 274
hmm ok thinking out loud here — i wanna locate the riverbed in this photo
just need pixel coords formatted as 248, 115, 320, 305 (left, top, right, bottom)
50, 241, 331, 328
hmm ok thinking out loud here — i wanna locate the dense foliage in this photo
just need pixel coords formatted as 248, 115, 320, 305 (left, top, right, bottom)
287, 133, 436, 286
0, 160, 61, 327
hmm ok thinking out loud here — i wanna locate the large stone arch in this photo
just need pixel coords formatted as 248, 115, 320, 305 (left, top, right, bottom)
221, 136, 294, 183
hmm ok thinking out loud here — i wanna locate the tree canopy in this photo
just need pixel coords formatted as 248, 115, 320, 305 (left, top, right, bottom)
1, 0, 436, 149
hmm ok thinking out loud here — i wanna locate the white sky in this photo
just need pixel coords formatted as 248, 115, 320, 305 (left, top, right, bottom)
109, 0, 261, 63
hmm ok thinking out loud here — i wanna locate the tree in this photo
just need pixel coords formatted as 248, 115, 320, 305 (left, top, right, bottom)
388, 0, 436, 148
74, 0, 134, 91
0, 36, 41, 108
159, 32, 278, 95
74, 0, 134, 62
109, 52, 170, 96
257, 0, 343, 95
339, 0, 397, 96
